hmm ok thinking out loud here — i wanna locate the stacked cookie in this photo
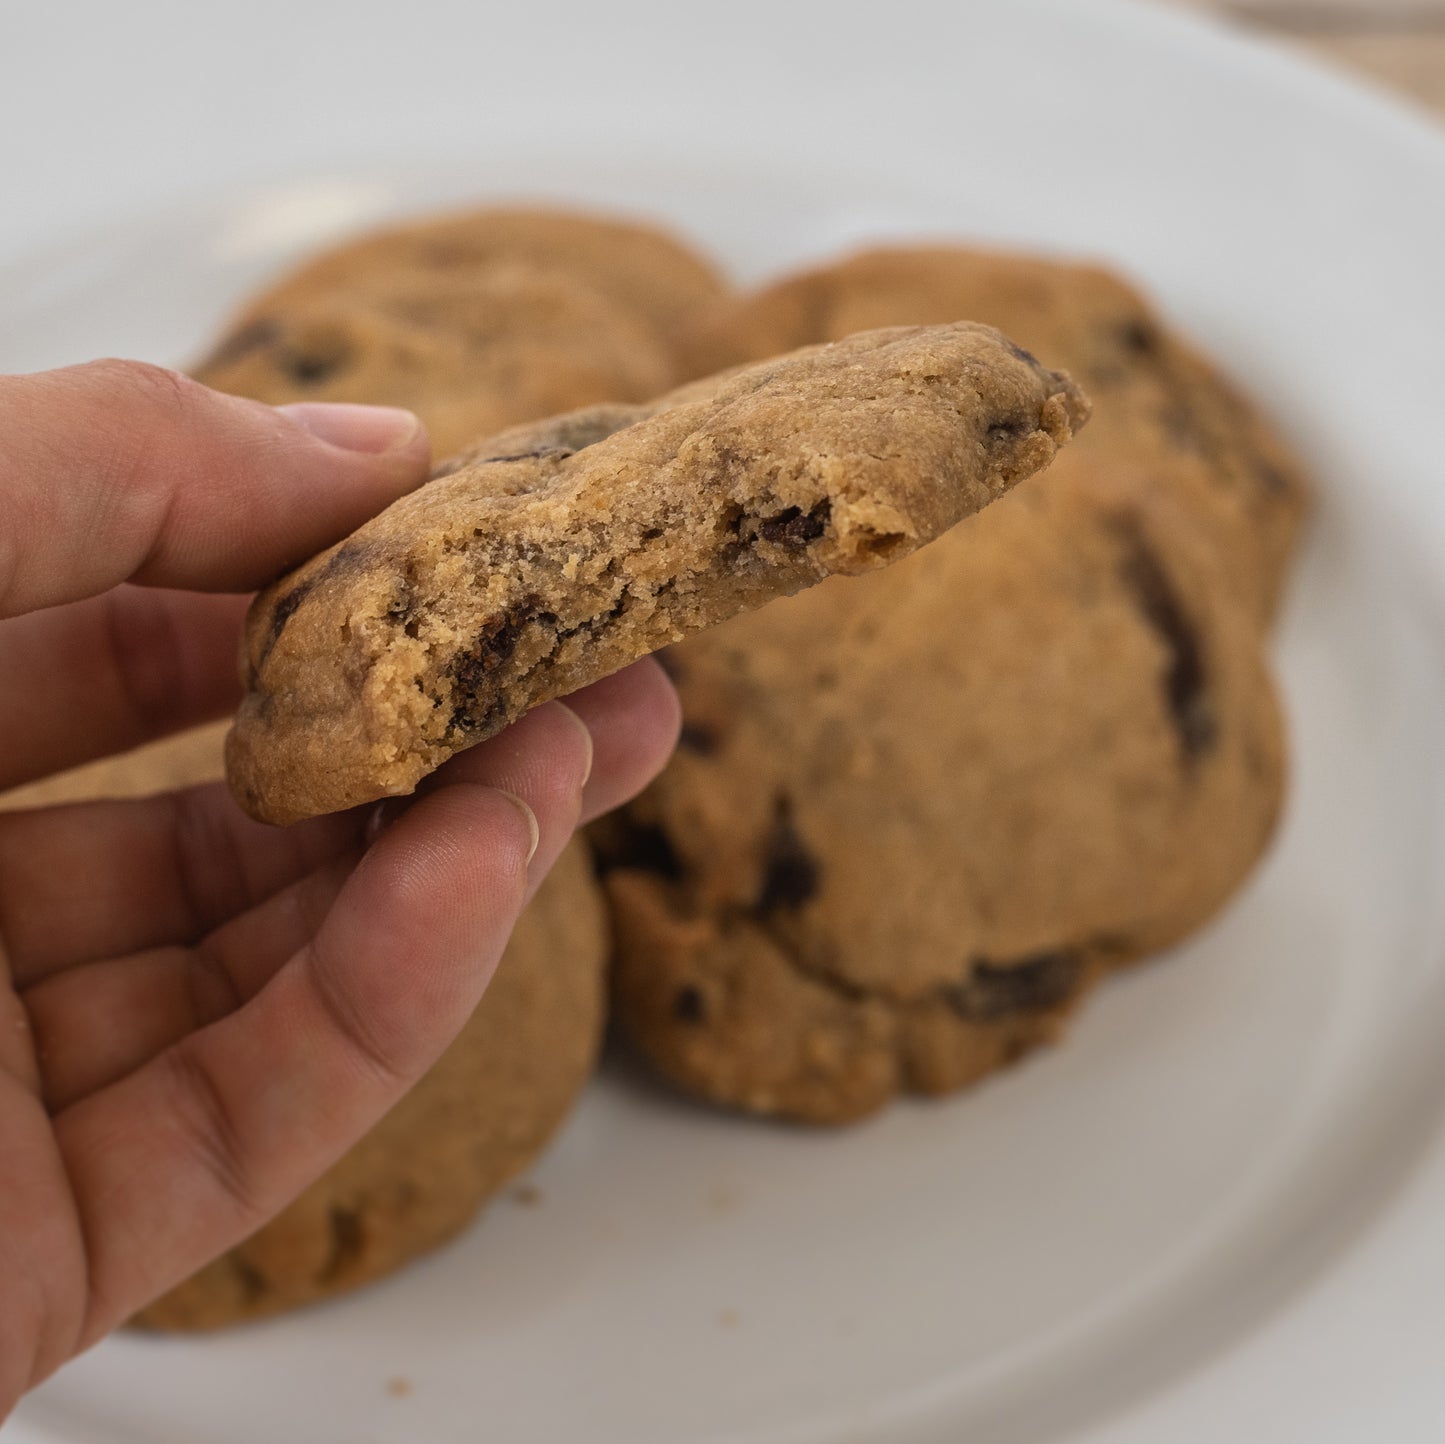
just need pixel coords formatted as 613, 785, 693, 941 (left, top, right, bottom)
7, 207, 1304, 1326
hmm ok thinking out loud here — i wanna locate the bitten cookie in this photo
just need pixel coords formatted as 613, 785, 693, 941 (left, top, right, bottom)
228, 323, 1090, 825
597, 464, 1286, 1124
680, 246, 1309, 621
133, 838, 606, 1329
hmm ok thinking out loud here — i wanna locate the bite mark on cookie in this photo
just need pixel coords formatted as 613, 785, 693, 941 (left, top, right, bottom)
232, 323, 1092, 823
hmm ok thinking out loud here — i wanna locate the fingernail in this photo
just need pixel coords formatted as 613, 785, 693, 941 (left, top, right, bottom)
496, 790, 540, 866
278, 401, 423, 454
553, 702, 595, 787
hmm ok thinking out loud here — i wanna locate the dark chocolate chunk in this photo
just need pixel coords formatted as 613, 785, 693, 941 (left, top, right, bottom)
946, 951, 1082, 1021
1118, 319, 1161, 356
229, 1251, 270, 1302
195, 317, 281, 372
320, 1206, 366, 1283
758, 500, 829, 547
672, 985, 708, 1024
755, 803, 821, 914
594, 818, 685, 882
679, 722, 720, 755
257, 577, 315, 668
1254, 457, 1291, 495
1003, 337, 1041, 369
282, 346, 346, 385
1116, 522, 1216, 758
448, 608, 532, 728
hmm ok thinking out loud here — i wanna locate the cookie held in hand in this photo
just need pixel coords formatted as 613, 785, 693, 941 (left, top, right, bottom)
228, 322, 1089, 825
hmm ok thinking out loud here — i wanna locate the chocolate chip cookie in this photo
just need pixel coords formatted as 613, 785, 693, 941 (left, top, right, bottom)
194, 207, 729, 453
228, 323, 1090, 825
231, 205, 728, 344
680, 246, 1310, 621
195, 265, 678, 457
133, 837, 606, 1329
598, 462, 1286, 1124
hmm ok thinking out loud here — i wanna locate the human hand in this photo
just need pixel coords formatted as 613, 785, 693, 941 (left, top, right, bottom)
0, 361, 679, 1412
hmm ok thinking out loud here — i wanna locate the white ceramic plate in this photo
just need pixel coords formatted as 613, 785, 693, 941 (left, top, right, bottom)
6, 2, 1445, 1439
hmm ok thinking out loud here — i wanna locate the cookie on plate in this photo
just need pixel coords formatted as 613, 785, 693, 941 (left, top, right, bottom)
228, 322, 1090, 825
680, 246, 1309, 622
194, 266, 679, 458
133, 837, 606, 1329
230, 205, 729, 345
598, 462, 1285, 1124
193, 207, 729, 453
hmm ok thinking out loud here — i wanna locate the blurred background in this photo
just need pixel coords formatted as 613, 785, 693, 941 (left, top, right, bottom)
1170, 0, 1445, 116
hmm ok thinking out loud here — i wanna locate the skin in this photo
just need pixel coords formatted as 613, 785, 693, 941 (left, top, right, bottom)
0, 361, 680, 1416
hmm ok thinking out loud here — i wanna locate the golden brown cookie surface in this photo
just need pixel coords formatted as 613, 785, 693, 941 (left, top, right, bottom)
234, 206, 728, 341
600, 246, 1302, 1126
229, 323, 1089, 825
681, 246, 1309, 621
193, 207, 730, 452
598, 465, 1286, 1124
195, 265, 678, 457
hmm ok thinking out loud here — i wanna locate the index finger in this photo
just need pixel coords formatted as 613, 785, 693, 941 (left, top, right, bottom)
49, 776, 537, 1355
0, 361, 429, 618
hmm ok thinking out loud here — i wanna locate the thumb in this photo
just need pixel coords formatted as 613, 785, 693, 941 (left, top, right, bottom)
0, 359, 430, 618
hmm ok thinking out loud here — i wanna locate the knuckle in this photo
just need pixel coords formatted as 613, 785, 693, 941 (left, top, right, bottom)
166, 784, 246, 937
304, 935, 411, 1091
532, 705, 593, 808
101, 590, 190, 743
80, 358, 203, 414
158, 1040, 261, 1224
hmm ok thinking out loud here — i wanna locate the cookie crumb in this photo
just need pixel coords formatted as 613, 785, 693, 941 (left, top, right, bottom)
386, 1377, 413, 1398
717, 1307, 741, 1329
511, 1182, 543, 1207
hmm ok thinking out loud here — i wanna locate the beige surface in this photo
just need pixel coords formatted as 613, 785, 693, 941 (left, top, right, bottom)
1168, 0, 1445, 116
